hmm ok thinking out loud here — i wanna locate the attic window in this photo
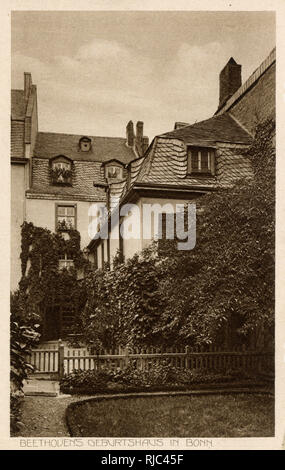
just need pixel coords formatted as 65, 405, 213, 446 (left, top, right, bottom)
51, 156, 72, 185
106, 166, 123, 180
79, 137, 91, 152
187, 146, 215, 176
103, 160, 124, 180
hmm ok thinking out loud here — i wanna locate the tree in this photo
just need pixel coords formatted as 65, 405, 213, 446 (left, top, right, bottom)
158, 119, 275, 348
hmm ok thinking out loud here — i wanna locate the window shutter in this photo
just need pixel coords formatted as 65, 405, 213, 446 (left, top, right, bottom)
210, 150, 216, 175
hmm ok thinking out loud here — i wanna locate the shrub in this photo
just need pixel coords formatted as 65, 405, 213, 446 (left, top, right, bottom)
10, 312, 40, 434
60, 369, 111, 394
59, 361, 259, 395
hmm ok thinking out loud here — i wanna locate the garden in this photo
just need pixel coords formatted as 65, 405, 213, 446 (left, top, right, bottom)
10, 120, 275, 437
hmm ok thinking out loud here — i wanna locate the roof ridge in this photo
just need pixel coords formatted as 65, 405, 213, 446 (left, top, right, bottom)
37, 131, 126, 140
161, 112, 230, 137
136, 138, 158, 182
227, 112, 254, 137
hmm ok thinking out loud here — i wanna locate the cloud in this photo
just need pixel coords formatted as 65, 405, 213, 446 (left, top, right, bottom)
76, 39, 131, 61
11, 39, 230, 139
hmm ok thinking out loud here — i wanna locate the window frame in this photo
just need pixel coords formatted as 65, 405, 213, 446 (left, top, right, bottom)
55, 203, 77, 231
58, 253, 74, 270
105, 165, 123, 180
50, 156, 73, 186
187, 146, 215, 176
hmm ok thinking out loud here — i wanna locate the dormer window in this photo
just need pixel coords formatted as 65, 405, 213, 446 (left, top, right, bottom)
103, 159, 124, 181
79, 136, 91, 152
187, 146, 215, 176
106, 165, 123, 180
50, 156, 72, 185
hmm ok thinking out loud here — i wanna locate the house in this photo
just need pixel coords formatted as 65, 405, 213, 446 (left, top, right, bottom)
11, 47, 275, 341
87, 48, 275, 267
11, 74, 149, 293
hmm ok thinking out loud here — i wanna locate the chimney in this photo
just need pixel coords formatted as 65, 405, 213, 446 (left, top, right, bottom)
24, 72, 32, 100
136, 121, 143, 141
142, 136, 149, 154
219, 58, 241, 108
126, 120, 134, 147
135, 121, 144, 156
174, 122, 190, 130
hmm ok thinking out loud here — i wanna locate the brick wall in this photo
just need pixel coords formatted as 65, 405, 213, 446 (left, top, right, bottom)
229, 63, 275, 135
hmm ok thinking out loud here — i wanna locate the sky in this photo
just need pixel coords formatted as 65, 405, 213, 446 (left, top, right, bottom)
11, 11, 275, 142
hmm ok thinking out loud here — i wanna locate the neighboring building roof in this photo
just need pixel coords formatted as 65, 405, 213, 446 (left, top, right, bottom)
34, 132, 136, 163
160, 113, 252, 146
11, 90, 26, 120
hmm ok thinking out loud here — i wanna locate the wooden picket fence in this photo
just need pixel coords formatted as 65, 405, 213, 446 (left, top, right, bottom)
27, 343, 274, 379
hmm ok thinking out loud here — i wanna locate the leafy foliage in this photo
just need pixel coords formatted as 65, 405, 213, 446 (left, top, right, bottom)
50, 166, 72, 184
13, 222, 89, 339
77, 119, 275, 350
74, 245, 168, 349
59, 361, 259, 395
157, 119, 275, 348
10, 311, 40, 433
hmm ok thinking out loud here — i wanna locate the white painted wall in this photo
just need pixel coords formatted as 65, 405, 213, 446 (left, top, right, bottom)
26, 198, 95, 249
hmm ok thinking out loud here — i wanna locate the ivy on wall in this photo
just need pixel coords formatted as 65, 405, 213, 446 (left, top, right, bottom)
12, 222, 89, 339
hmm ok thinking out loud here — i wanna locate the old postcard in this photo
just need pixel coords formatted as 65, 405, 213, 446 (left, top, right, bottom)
1, 0, 285, 452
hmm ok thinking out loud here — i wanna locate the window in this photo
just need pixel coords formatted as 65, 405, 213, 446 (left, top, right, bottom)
51, 157, 72, 185
187, 147, 215, 175
59, 253, 74, 270
79, 137, 91, 152
56, 204, 76, 231
157, 212, 176, 255
106, 165, 123, 180
157, 211, 188, 255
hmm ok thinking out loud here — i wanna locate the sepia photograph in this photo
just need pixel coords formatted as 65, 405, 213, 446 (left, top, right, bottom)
7, 4, 281, 449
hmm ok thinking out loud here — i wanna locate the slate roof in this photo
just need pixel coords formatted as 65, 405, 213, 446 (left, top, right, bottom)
135, 138, 218, 188
29, 158, 107, 201
11, 90, 26, 120
34, 132, 136, 164
124, 113, 252, 190
161, 113, 252, 146
109, 180, 127, 211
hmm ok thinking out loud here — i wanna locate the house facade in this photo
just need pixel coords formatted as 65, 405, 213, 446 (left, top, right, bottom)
88, 48, 276, 267
11, 75, 149, 292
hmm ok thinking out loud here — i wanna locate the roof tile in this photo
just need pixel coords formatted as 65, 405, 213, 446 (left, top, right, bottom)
34, 132, 137, 164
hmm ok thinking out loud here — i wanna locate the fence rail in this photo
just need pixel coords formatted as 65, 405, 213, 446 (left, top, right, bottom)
27, 343, 274, 378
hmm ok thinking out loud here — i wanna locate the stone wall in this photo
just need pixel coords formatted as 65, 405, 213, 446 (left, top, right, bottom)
229, 63, 275, 135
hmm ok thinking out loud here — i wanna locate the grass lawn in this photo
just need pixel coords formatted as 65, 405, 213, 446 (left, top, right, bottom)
68, 393, 274, 437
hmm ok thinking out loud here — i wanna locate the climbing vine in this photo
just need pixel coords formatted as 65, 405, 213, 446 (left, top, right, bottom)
12, 222, 89, 339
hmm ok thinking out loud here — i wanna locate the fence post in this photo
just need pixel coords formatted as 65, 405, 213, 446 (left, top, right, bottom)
185, 346, 189, 369
124, 347, 129, 369
58, 341, 65, 379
